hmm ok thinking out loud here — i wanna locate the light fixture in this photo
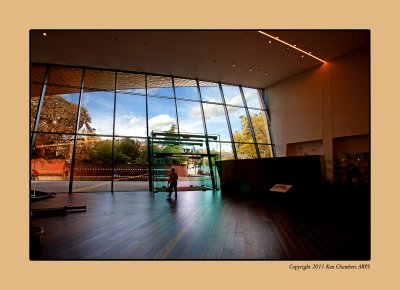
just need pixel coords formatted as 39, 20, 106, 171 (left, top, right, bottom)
232, 63, 236, 68
257, 31, 326, 63
249, 67, 253, 72
268, 40, 272, 44
42, 32, 47, 37
265, 72, 268, 76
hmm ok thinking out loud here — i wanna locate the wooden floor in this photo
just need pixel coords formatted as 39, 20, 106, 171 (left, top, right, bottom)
30, 186, 370, 260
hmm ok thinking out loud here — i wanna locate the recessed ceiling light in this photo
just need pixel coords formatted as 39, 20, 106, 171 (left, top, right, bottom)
257, 31, 326, 63
268, 40, 272, 44
249, 67, 253, 72
265, 72, 268, 76
42, 32, 47, 37
232, 63, 236, 68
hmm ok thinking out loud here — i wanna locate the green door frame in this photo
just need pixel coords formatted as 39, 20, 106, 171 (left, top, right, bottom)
149, 131, 220, 192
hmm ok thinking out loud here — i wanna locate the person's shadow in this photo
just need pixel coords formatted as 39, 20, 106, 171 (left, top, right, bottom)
166, 197, 177, 212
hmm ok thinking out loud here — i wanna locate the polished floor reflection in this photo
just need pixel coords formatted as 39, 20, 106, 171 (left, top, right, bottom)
30, 186, 370, 260
30, 190, 287, 260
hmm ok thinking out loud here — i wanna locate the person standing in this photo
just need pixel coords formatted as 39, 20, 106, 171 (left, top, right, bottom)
167, 168, 178, 199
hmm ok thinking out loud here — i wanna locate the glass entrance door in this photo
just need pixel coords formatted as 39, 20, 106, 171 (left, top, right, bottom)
149, 131, 220, 192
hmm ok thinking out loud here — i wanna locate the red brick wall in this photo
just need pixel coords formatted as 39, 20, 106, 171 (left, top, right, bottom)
31, 159, 188, 178
156, 164, 188, 178
31, 158, 66, 175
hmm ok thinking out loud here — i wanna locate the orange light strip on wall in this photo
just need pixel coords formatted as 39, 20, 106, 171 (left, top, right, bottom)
257, 31, 326, 63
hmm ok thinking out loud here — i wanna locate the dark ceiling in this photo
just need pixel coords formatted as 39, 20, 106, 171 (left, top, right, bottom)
30, 30, 370, 88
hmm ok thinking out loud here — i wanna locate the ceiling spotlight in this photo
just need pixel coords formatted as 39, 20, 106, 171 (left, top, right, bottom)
293, 44, 297, 47
286, 47, 290, 51
42, 32, 47, 37
308, 51, 312, 55
301, 55, 304, 58
268, 40, 272, 44
265, 72, 268, 76
232, 63, 236, 68
249, 67, 253, 72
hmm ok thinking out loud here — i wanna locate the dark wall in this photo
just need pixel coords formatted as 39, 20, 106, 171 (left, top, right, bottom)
216, 156, 326, 195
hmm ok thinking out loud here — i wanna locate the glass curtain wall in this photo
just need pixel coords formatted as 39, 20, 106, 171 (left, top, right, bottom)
30, 63, 274, 193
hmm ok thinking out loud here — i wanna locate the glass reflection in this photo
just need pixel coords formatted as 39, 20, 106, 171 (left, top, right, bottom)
117, 72, 145, 95
199, 81, 223, 103
47, 66, 83, 88
174, 78, 199, 100
147, 75, 174, 98
84, 69, 116, 91
31, 64, 46, 83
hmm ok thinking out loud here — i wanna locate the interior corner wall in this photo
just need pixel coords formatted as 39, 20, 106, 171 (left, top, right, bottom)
266, 46, 370, 181
330, 48, 370, 137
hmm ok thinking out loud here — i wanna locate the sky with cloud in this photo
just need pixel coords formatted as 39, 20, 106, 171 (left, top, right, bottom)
59, 86, 263, 143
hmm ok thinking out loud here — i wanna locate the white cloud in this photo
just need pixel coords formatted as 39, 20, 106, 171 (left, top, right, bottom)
243, 89, 261, 108
92, 114, 176, 136
202, 103, 223, 119
91, 115, 113, 135
244, 90, 255, 100
190, 106, 202, 117
148, 114, 175, 131
226, 94, 243, 106
129, 117, 143, 127
115, 116, 147, 136
179, 119, 204, 134
201, 103, 240, 121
